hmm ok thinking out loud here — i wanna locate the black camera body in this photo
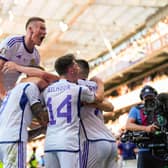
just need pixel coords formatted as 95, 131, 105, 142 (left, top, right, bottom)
122, 93, 168, 161
145, 93, 168, 130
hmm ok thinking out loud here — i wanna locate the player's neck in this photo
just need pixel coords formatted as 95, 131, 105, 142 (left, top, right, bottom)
24, 36, 34, 52
60, 75, 76, 83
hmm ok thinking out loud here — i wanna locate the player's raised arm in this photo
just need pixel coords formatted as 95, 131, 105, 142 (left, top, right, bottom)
31, 102, 49, 127
87, 98, 114, 112
28, 126, 46, 142
20, 76, 49, 127
3, 61, 59, 83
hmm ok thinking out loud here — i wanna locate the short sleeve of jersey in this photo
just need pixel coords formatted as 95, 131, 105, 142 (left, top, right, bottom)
25, 83, 41, 106
77, 79, 97, 92
128, 106, 139, 120
80, 86, 95, 103
0, 36, 16, 60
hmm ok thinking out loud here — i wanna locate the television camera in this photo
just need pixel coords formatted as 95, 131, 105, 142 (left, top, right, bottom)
121, 93, 168, 161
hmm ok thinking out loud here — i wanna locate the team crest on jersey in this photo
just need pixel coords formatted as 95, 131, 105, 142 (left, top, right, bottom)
30, 59, 36, 65
0, 47, 7, 55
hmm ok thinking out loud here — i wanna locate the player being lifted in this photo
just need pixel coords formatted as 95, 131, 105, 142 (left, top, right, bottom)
0, 17, 57, 104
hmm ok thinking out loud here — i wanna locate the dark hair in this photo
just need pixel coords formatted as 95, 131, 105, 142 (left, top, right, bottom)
140, 85, 158, 100
25, 17, 45, 29
76, 59, 90, 78
55, 54, 75, 75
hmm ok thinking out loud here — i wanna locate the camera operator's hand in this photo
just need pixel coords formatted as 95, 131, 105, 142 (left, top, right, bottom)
145, 124, 159, 133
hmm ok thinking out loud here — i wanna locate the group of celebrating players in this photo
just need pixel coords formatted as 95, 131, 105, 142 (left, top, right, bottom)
0, 17, 118, 168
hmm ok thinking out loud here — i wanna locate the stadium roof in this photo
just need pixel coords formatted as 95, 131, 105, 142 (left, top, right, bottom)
0, 0, 168, 71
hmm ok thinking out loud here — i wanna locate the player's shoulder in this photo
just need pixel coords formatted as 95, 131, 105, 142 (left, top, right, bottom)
44, 79, 78, 92
78, 79, 96, 85
1, 35, 23, 43
16, 81, 38, 90
77, 79, 97, 90
60, 79, 78, 87
0, 35, 23, 48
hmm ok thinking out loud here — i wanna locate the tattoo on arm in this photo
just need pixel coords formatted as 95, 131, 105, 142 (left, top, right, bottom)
31, 102, 48, 125
28, 126, 46, 141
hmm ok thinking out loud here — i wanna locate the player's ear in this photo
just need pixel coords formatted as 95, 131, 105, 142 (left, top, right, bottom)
28, 26, 34, 35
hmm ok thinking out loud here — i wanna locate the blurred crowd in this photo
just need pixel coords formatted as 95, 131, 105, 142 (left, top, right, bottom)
27, 138, 45, 168
108, 66, 168, 98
